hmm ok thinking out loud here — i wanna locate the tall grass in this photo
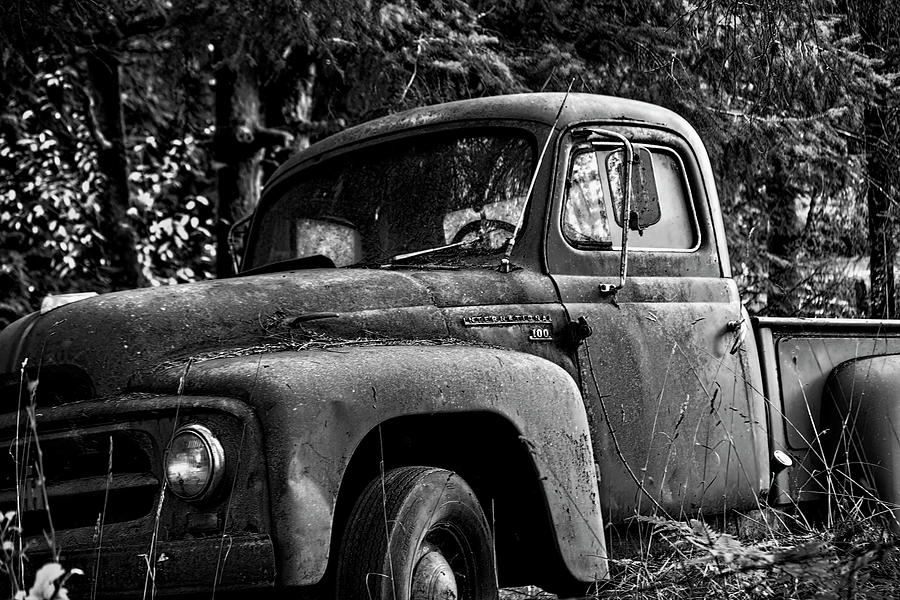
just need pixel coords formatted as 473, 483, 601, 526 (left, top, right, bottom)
522, 336, 900, 599
502, 507, 899, 599
9, 332, 900, 600
3, 360, 81, 600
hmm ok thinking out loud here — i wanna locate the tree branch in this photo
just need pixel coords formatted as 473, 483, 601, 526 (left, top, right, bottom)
705, 105, 849, 125
77, 84, 112, 151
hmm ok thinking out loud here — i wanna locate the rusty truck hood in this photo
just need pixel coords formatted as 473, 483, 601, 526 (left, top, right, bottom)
2, 269, 456, 399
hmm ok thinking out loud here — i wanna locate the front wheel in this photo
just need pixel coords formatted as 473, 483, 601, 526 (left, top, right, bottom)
336, 466, 498, 600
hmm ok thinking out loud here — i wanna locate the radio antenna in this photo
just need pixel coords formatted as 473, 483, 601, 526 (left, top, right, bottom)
499, 80, 574, 273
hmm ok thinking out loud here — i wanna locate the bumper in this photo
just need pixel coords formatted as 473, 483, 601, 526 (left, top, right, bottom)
57, 534, 276, 597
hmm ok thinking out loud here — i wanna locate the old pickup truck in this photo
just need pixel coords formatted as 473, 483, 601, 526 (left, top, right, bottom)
1, 93, 899, 599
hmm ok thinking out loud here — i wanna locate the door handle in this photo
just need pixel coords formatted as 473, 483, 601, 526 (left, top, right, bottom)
566, 316, 594, 346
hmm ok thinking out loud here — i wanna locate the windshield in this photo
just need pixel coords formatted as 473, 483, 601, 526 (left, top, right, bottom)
244, 129, 535, 270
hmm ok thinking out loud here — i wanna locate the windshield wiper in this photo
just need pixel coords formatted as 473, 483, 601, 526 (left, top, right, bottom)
239, 254, 337, 276
387, 241, 468, 264
340, 259, 460, 270
382, 263, 460, 270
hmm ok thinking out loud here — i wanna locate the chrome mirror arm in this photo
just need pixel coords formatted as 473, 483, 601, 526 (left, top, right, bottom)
580, 127, 634, 293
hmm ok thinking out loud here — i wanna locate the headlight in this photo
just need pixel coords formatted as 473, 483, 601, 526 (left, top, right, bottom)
164, 424, 225, 501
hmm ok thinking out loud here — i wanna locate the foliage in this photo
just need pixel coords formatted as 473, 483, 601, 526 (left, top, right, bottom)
128, 132, 216, 286
295, 0, 525, 128
0, 363, 84, 600
475, 0, 895, 317
0, 59, 216, 313
678, 4, 883, 317
15, 562, 81, 600
0, 61, 107, 310
0, 0, 897, 317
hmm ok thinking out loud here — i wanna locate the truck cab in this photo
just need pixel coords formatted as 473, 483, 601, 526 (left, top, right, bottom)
246, 92, 770, 524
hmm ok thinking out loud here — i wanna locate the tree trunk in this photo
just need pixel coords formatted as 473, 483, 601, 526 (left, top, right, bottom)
85, 48, 144, 290
858, 0, 898, 318
765, 155, 803, 316
864, 102, 897, 318
214, 61, 265, 278
262, 45, 318, 178
281, 57, 316, 152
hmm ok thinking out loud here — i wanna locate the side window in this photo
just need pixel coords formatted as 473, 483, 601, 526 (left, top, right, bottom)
563, 150, 611, 246
562, 143, 698, 251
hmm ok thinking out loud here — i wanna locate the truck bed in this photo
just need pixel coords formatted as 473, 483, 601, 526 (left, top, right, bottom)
753, 317, 900, 505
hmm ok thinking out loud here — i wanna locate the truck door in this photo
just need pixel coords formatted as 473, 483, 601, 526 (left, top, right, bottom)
547, 127, 768, 523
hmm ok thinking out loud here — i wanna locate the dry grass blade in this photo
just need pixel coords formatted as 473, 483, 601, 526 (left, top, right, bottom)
211, 423, 247, 598
586, 512, 900, 599
142, 358, 192, 600
91, 435, 113, 600
376, 423, 396, 600
20, 364, 57, 562
11, 358, 29, 594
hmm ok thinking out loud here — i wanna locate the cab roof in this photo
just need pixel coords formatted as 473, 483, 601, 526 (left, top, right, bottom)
265, 93, 701, 190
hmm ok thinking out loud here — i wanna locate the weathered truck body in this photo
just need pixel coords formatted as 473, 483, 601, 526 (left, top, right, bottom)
1, 93, 898, 599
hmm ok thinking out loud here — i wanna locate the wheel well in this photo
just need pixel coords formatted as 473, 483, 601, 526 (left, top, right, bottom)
328, 411, 577, 592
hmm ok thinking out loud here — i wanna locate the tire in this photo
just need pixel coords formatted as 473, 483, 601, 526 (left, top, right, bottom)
336, 466, 498, 600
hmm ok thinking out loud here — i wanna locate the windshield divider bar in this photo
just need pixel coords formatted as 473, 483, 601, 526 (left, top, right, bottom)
500, 80, 574, 273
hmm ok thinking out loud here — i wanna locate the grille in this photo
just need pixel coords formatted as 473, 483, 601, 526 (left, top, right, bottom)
0, 428, 159, 536
0, 365, 94, 414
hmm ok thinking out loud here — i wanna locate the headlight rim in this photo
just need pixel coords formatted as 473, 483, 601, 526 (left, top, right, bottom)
164, 423, 226, 502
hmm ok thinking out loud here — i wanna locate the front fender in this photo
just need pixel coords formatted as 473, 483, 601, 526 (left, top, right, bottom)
147, 344, 606, 586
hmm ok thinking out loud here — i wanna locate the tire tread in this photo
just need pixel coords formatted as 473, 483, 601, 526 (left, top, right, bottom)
338, 466, 448, 599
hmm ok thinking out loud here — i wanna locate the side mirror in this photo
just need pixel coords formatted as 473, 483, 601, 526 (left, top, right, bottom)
576, 126, 662, 293
606, 147, 660, 232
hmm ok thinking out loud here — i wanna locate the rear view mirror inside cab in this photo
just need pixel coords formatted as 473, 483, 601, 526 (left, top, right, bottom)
607, 147, 661, 232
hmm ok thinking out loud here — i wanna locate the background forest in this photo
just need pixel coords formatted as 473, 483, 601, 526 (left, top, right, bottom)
1, 0, 898, 325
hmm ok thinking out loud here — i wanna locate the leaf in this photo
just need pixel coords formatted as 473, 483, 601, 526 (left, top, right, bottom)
25, 563, 65, 600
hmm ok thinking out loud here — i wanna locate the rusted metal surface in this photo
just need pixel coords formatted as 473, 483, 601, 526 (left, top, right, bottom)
0, 241, 595, 588
756, 317, 900, 449
0, 395, 272, 597
822, 354, 900, 521
0, 310, 38, 373
777, 336, 900, 449
46, 534, 275, 597
544, 108, 768, 521
136, 345, 607, 585
264, 93, 696, 192
753, 317, 900, 505
3, 269, 443, 396
555, 275, 769, 521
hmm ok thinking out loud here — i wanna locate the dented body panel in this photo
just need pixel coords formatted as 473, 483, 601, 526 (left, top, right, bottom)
140, 346, 606, 585
557, 277, 768, 521
754, 318, 900, 506
822, 354, 900, 520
